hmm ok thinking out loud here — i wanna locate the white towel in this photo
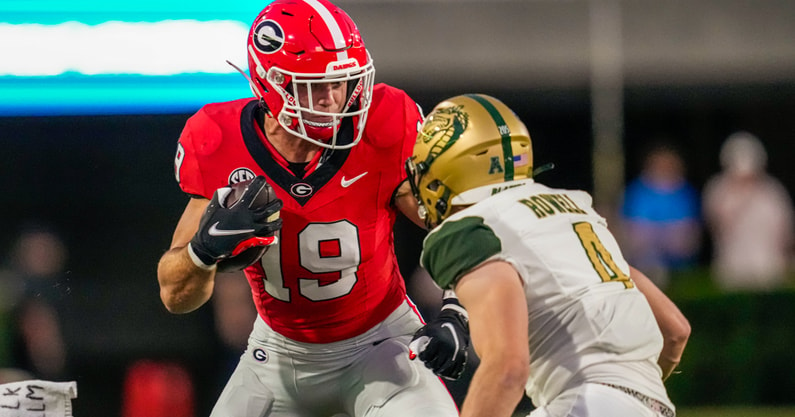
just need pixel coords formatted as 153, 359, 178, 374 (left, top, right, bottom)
0, 380, 77, 417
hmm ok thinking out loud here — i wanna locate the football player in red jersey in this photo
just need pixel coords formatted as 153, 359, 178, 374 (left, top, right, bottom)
156, 1, 467, 416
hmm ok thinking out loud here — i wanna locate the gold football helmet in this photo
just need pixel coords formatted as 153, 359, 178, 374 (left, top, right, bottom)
406, 94, 533, 228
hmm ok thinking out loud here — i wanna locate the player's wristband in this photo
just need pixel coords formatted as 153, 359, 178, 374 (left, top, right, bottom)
441, 289, 468, 321
187, 242, 218, 271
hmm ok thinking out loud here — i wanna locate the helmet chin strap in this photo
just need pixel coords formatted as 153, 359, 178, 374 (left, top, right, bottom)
342, 78, 364, 113
278, 109, 336, 148
532, 162, 555, 177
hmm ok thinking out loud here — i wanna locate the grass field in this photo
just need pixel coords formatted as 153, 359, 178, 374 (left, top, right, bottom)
678, 407, 795, 417
511, 407, 795, 417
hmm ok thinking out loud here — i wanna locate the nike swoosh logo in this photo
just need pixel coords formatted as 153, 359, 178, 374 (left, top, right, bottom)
442, 323, 460, 361
341, 172, 368, 188
208, 222, 255, 237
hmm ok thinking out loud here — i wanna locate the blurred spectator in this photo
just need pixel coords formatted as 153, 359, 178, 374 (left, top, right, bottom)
619, 142, 702, 289
0, 223, 70, 380
702, 131, 795, 292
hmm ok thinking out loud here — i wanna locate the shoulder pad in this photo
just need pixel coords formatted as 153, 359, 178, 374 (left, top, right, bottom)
362, 83, 422, 149
183, 99, 253, 157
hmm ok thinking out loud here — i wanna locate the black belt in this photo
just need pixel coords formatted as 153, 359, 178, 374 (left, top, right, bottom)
597, 383, 675, 417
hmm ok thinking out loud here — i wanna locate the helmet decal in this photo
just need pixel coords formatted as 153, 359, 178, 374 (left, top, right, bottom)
513, 153, 530, 167
419, 104, 469, 169
488, 157, 504, 174
252, 20, 284, 54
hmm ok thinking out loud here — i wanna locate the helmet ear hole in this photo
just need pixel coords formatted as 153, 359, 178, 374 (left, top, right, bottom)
427, 180, 442, 192
255, 78, 269, 94
435, 199, 448, 219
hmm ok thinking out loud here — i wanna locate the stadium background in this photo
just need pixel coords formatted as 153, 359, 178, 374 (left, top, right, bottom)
1, 0, 795, 415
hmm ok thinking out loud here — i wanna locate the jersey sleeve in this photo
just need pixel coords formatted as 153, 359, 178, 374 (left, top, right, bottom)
398, 94, 423, 176
365, 84, 424, 190
393, 96, 422, 203
174, 128, 204, 197
173, 106, 225, 198
420, 216, 502, 289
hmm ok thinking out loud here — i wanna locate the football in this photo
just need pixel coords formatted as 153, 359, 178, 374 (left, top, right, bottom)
216, 177, 278, 273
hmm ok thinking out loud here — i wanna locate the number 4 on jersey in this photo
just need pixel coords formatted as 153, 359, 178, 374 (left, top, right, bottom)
572, 222, 634, 289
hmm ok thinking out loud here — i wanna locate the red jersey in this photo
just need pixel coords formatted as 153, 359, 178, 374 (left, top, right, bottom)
174, 84, 423, 343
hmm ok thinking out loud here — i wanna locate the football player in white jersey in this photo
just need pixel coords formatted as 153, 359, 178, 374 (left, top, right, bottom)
405, 94, 691, 417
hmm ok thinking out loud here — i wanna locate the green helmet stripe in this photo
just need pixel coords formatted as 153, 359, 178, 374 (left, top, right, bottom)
466, 94, 514, 181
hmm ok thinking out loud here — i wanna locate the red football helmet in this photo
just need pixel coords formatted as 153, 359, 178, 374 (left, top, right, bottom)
246, 0, 375, 149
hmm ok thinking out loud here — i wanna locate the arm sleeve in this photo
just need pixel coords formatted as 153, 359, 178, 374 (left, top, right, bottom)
367, 85, 424, 194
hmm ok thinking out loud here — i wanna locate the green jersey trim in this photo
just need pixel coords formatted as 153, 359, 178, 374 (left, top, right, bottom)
422, 216, 502, 288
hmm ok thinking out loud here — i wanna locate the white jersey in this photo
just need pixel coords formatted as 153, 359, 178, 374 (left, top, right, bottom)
420, 179, 673, 410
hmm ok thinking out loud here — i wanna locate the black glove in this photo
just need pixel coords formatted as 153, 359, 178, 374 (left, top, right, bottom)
409, 291, 470, 380
188, 176, 283, 268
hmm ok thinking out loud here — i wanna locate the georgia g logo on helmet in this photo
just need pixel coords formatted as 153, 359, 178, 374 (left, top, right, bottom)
252, 20, 284, 54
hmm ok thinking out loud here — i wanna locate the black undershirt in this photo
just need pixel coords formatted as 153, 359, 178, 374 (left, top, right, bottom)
254, 104, 307, 178
287, 161, 309, 178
